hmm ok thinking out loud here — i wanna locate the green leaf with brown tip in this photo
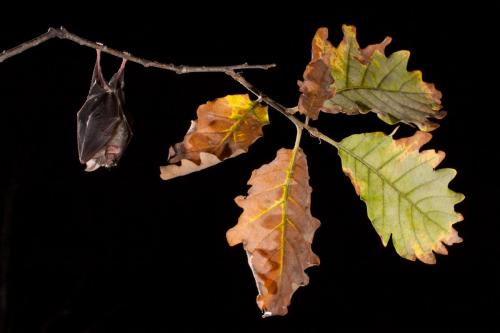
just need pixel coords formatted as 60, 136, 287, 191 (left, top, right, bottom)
323, 25, 445, 131
338, 131, 464, 263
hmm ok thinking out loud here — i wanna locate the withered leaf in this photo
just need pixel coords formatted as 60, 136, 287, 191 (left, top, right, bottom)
227, 148, 320, 317
297, 28, 335, 119
160, 94, 269, 180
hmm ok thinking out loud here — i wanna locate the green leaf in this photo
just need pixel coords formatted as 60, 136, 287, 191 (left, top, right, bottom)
338, 131, 464, 264
324, 25, 446, 131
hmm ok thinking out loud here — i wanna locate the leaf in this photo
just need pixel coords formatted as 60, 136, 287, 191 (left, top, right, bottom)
160, 94, 269, 180
323, 25, 446, 131
338, 131, 464, 264
297, 28, 335, 119
227, 148, 320, 317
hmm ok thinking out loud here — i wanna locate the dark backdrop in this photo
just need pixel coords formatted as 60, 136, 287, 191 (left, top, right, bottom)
0, 4, 497, 332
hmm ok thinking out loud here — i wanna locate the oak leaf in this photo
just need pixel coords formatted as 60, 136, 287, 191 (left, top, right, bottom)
322, 25, 445, 131
227, 148, 320, 317
297, 28, 335, 119
338, 131, 464, 263
160, 94, 269, 180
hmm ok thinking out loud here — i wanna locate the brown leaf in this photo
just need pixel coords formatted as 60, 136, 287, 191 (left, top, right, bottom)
358, 35, 392, 64
160, 94, 269, 180
159, 151, 224, 181
311, 27, 334, 62
297, 28, 335, 119
227, 148, 320, 317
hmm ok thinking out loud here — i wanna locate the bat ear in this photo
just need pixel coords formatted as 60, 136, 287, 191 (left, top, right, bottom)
109, 58, 127, 89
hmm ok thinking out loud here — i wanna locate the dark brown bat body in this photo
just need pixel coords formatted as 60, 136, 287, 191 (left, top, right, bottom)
77, 50, 132, 171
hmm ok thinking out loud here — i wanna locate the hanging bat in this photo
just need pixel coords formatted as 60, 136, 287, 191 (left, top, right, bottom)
77, 49, 132, 172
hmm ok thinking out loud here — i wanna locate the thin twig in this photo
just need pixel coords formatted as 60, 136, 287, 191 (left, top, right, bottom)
226, 71, 340, 148
0, 27, 275, 74
225, 70, 292, 118
0, 27, 340, 150
0, 29, 56, 62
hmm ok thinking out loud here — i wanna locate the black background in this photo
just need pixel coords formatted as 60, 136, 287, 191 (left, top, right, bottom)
0, 4, 497, 332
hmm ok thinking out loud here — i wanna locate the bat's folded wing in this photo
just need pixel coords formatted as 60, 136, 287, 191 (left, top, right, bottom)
77, 93, 122, 163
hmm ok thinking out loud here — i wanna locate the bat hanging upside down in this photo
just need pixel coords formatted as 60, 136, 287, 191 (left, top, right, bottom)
77, 50, 132, 172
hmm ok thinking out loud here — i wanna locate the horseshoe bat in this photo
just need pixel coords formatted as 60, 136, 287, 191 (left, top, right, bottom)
77, 50, 132, 171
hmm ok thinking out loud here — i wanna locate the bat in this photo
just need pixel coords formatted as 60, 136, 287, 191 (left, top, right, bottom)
77, 49, 132, 172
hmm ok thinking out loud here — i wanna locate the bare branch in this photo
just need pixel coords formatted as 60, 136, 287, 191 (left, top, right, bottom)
226, 71, 300, 123
0, 29, 58, 63
0, 27, 341, 151
0, 27, 275, 74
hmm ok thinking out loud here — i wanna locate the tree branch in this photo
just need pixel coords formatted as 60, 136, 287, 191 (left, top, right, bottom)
0, 27, 340, 151
226, 71, 340, 149
0, 27, 275, 74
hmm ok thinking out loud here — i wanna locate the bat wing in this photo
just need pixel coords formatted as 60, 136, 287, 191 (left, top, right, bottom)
77, 50, 130, 166
77, 88, 122, 163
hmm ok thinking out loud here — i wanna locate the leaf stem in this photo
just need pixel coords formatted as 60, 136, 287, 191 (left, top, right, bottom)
276, 115, 308, 281
0, 27, 275, 74
293, 116, 308, 149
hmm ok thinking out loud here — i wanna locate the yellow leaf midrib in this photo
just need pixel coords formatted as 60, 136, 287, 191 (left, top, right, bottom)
215, 102, 259, 151
337, 86, 432, 95
338, 140, 447, 237
248, 150, 303, 280
279, 148, 300, 277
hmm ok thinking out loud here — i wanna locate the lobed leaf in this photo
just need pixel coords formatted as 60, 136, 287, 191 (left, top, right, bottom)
160, 94, 269, 180
227, 148, 320, 317
338, 131, 464, 263
316, 25, 445, 131
297, 28, 335, 119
